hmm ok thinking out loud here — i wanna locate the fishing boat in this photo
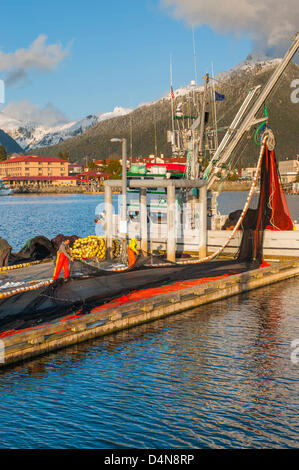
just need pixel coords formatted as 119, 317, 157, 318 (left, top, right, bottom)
0, 180, 13, 196
103, 32, 299, 260
0, 34, 299, 362
0, 33, 298, 342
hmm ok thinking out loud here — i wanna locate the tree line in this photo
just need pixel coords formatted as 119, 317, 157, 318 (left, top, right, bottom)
0, 145, 7, 161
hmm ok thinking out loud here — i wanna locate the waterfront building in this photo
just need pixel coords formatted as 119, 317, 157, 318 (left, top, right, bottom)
240, 167, 258, 180
2, 175, 78, 188
278, 157, 299, 183
0, 155, 69, 179
68, 162, 84, 174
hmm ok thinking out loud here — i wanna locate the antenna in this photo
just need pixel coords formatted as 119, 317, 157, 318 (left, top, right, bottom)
199, 73, 209, 156
192, 26, 198, 85
211, 61, 218, 151
130, 114, 133, 164
191, 26, 200, 113
170, 54, 175, 133
153, 107, 158, 158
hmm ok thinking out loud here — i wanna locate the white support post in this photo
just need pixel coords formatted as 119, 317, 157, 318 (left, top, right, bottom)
105, 184, 113, 259
210, 191, 218, 230
140, 188, 148, 254
199, 185, 207, 258
167, 184, 176, 262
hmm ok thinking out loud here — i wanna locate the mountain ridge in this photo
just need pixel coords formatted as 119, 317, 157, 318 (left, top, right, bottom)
1, 58, 298, 167
0, 106, 132, 151
0, 129, 23, 154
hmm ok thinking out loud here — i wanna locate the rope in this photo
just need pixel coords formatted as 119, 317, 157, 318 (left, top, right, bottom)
0, 258, 51, 273
254, 103, 268, 146
0, 279, 52, 299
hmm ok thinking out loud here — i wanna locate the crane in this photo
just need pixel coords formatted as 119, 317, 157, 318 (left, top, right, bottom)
206, 32, 299, 190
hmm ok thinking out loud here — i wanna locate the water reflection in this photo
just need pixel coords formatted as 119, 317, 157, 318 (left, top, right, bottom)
0, 278, 298, 448
0, 193, 298, 448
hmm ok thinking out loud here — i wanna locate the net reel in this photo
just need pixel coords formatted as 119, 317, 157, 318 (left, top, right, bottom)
261, 128, 276, 151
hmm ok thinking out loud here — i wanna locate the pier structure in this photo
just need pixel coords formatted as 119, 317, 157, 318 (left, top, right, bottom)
1, 259, 298, 367
104, 178, 207, 262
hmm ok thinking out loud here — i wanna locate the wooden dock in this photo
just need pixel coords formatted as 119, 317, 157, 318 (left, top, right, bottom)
1, 258, 299, 367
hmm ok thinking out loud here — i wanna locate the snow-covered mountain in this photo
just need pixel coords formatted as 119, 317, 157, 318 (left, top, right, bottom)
0, 128, 23, 154
214, 55, 282, 82
0, 55, 284, 152
0, 106, 132, 151
142, 56, 282, 105
26, 58, 298, 164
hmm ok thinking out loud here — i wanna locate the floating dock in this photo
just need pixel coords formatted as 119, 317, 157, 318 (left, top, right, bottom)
1, 258, 298, 367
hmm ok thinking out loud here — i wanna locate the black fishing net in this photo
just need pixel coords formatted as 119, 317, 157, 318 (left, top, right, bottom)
68, 241, 176, 278
0, 258, 256, 333
51, 234, 79, 250
8, 234, 79, 266
10, 236, 56, 263
220, 144, 293, 264
236, 145, 293, 263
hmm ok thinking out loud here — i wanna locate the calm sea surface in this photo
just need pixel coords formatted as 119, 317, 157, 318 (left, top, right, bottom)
0, 192, 298, 251
0, 193, 298, 449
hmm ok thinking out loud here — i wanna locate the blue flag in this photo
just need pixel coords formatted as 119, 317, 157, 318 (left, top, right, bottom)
215, 91, 225, 101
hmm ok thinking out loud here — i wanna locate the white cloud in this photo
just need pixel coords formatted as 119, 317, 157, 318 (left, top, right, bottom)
1, 100, 69, 126
0, 34, 70, 85
161, 0, 299, 56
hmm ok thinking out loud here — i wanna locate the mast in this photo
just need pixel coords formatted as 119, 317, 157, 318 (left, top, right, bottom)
192, 26, 198, 86
192, 27, 201, 115
170, 54, 175, 134
154, 108, 158, 159
130, 114, 133, 164
211, 62, 218, 151
198, 72, 209, 157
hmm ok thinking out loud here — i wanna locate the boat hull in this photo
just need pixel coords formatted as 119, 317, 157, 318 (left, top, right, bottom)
0, 189, 13, 196
147, 230, 299, 258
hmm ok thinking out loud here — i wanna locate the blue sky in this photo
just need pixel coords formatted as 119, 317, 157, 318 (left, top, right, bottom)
0, 0, 255, 122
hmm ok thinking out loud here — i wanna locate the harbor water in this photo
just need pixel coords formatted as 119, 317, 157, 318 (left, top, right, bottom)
0, 193, 298, 448
1, 192, 299, 250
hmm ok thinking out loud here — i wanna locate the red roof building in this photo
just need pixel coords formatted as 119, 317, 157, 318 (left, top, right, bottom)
0, 155, 68, 164
77, 171, 112, 184
0, 155, 69, 178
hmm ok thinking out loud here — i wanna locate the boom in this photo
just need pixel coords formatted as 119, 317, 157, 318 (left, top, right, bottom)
207, 32, 299, 189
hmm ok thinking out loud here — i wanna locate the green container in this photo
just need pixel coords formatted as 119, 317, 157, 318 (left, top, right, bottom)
138, 165, 147, 175
130, 165, 140, 174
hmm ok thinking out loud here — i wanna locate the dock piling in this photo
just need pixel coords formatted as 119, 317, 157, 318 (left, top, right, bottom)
104, 185, 113, 258
140, 188, 148, 253
167, 184, 176, 262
